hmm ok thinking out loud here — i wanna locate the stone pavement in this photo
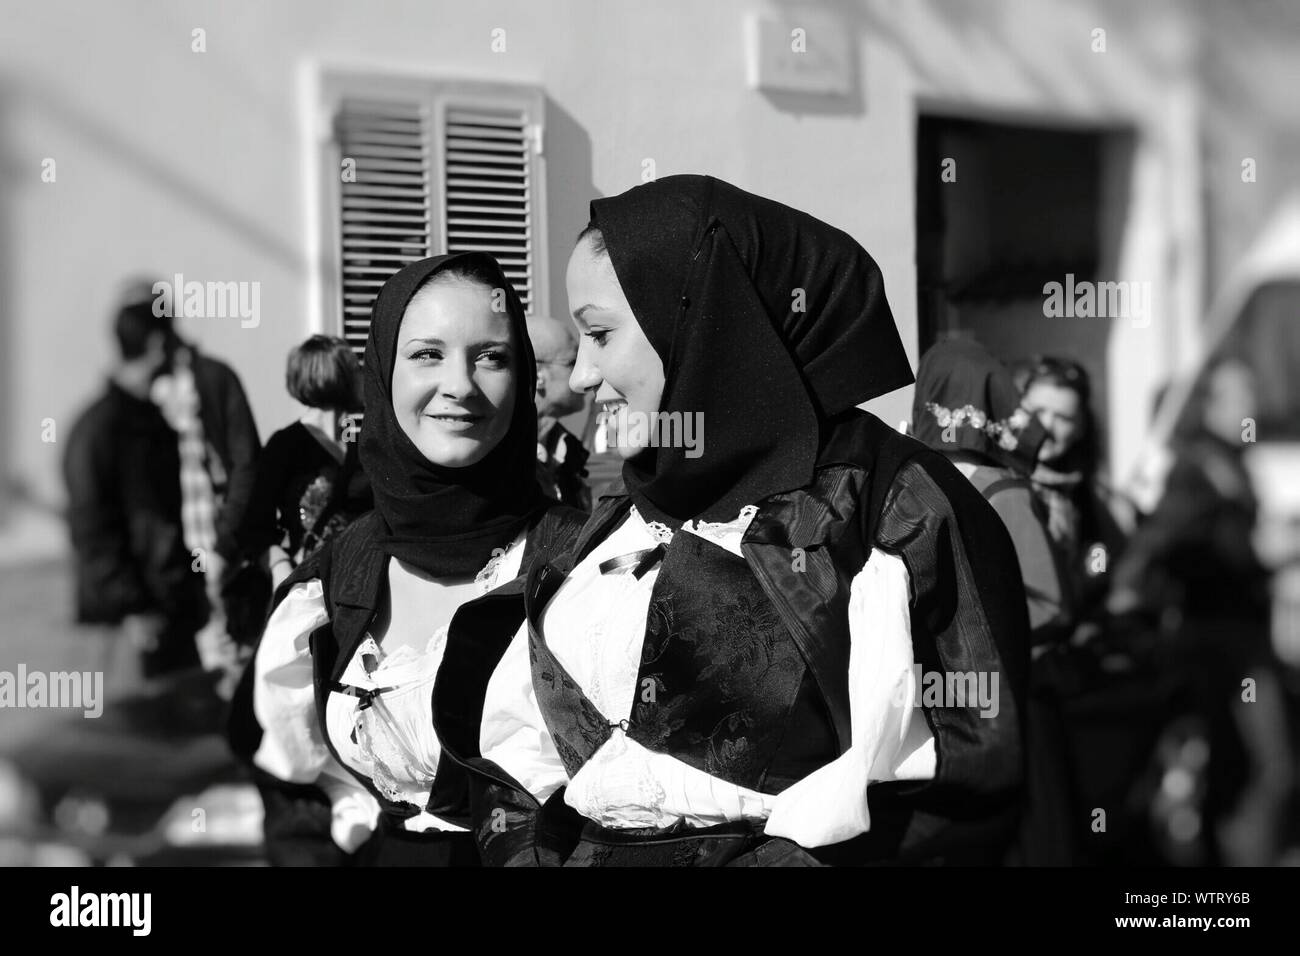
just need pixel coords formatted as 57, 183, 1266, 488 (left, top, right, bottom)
0, 555, 263, 865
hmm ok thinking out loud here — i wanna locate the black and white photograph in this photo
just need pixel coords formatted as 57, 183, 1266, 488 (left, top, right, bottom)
0, 0, 1297, 934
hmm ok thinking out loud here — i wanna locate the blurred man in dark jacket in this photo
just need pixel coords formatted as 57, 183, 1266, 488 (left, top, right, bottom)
111, 278, 262, 572
64, 303, 209, 678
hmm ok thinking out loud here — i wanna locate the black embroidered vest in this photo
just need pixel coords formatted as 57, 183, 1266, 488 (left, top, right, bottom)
520, 413, 926, 793
524, 522, 836, 794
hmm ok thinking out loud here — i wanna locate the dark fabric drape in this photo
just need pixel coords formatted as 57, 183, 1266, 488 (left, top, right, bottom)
588, 175, 914, 526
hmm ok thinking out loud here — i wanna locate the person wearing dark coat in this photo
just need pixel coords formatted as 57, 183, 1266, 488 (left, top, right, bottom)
912, 338, 1078, 866
236, 335, 373, 592
109, 278, 262, 571
1017, 356, 1130, 629
63, 302, 208, 678
434, 175, 1033, 866
1110, 357, 1291, 865
228, 253, 585, 866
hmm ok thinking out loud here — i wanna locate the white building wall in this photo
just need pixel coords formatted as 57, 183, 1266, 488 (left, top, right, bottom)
0, 0, 1251, 538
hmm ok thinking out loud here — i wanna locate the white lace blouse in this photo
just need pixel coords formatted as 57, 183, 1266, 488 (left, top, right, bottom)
481, 505, 938, 848
252, 532, 525, 852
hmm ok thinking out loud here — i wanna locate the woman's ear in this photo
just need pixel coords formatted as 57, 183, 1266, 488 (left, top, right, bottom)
536, 372, 546, 400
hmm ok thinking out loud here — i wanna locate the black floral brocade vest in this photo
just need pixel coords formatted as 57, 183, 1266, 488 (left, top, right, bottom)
522, 413, 931, 795
526, 523, 838, 795
636, 531, 837, 791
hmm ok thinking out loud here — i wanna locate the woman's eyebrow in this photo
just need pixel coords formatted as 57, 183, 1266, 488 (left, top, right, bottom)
572, 304, 604, 322
402, 336, 444, 347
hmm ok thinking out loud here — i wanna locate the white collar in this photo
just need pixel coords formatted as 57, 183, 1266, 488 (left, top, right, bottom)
627, 504, 760, 558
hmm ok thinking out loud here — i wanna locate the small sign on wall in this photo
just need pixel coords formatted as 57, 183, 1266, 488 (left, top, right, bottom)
745, 11, 855, 96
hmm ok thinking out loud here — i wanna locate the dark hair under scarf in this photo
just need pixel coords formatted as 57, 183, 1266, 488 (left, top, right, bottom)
360, 252, 547, 577
586, 174, 914, 525
911, 338, 1045, 476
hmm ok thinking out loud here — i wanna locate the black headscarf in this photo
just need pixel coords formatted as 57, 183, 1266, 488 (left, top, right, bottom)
588, 175, 914, 525
360, 252, 547, 577
911, 338, 1045, 476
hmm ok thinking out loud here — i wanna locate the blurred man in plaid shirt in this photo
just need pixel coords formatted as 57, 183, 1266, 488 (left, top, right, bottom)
65, 290, 261, 684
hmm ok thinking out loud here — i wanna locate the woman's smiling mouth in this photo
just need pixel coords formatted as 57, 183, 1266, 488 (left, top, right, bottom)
426, 411, 486, 429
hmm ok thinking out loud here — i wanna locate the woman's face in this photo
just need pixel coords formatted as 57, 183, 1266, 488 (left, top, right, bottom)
390, 278, 517, 468
1023, 381, 1083, 462
565, 238, 665, 459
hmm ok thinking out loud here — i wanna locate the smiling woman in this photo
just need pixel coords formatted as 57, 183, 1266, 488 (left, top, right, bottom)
391, 269, 517, 468
228, 253, 587, 867
436, 176, 1034, 868
566, 234, 666, 461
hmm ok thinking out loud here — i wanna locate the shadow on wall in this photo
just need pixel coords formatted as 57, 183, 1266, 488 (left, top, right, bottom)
755, 0, 1159, 120
753, 0, 867, 118
0, 70, 303, 276
760, 0, 1068, 118
545, 96, 599, 440
0, 66, 306, 528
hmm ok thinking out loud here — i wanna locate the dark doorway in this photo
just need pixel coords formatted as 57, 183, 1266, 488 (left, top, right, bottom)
915, 114, 1135, 432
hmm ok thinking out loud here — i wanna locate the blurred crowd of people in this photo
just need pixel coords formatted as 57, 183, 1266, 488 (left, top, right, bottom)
911, 339, 1294, 866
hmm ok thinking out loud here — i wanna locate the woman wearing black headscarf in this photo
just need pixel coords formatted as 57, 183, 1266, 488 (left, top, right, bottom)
912, 340, 1071, 647
228, 253, 585, 866
435, 176, 1033, 866
912, 338, 1078, 865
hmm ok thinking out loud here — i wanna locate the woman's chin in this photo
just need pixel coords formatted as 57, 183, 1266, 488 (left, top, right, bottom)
416, 435, 494, 468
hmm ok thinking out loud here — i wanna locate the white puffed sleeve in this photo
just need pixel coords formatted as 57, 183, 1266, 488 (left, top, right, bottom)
317, 763, 381, 853
251, 580, 332, 782
480, 620, 570, 804
763, 548, 936, 847
251, 579, 382, 851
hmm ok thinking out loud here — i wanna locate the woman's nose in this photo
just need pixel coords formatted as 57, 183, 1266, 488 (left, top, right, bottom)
569, 339, 601, 393
439, 355, 479, 400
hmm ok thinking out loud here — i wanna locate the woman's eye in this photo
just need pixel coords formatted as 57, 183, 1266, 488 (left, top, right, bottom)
479, 350, 509, 368
409, 348, 442, 362
585, 330, 609, 347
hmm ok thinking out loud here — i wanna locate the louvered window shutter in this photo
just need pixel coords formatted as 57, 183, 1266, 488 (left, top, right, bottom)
443, 105, 536, 313
335, 99, 433, 359
322, 78, 546, 362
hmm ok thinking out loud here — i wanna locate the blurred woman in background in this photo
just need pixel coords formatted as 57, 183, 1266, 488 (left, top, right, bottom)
237, 335, 372, 594
913, 338, 1077, 865
1018, 357, 1130, 627
918, 341, 1067, 645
